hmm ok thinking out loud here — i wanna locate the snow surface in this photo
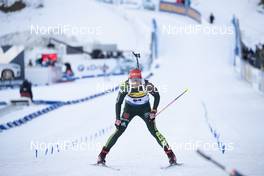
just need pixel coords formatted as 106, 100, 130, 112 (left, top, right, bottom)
0, 0, 150, 52
1, 0, 264, 176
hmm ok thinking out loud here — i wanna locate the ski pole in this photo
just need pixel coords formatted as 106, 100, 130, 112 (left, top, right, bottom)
132, 52, 140, 69
197, 149, 244, 176
155, 88, 188, 117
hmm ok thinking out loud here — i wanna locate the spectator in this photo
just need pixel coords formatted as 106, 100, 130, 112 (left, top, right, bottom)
259, 47, 264, 69
176, 0, 184, 4
242, 44, 249, 60
249, 48, 254, 56
209, 13, 215, 24
35, 58, 42, 66
117, 51, 124, 58
106, 51, 113, 58
64, 63, 74, 77
20, 80, 33, 101
91, 49, 105, 59
255, 45, 261, 59
28, 59, 33, 67
241, 42, 264, 69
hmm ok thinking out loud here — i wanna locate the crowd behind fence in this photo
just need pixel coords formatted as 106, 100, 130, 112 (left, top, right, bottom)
232, 16, 264, 93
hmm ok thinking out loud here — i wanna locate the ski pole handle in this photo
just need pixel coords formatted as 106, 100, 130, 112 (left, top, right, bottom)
132, 52, 140, 69
155, 89, 188, 117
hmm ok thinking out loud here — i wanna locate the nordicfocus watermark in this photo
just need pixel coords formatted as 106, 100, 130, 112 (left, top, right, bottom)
162, 24, 234, 35
72, 81, 169, 95
94, 82, 168, 94
30, 140, 102, 152
30, 140, 234, 153
171, 140, 234, 152
30, 24, 102, 36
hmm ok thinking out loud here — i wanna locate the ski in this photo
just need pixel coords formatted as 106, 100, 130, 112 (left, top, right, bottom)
90, 163, 120, 171
161, 163, 184, 170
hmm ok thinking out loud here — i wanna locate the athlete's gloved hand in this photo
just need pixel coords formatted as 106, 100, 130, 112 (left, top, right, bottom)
115, 119, 121, 129
149, 109, 157, 121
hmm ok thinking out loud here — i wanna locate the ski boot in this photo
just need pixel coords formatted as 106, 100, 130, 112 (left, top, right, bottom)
97, 147, 109, 165
164, 146, 177, 165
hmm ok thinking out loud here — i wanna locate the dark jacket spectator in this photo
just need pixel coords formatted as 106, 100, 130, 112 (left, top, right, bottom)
64, 63, 74, 77
20, 80, 33, 100
209, 13, 215, 24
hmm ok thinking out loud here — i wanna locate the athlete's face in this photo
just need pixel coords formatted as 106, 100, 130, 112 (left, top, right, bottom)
129, 78, 142, 88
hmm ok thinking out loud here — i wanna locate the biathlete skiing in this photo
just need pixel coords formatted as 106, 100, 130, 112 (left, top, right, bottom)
96, 68, 178, 166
